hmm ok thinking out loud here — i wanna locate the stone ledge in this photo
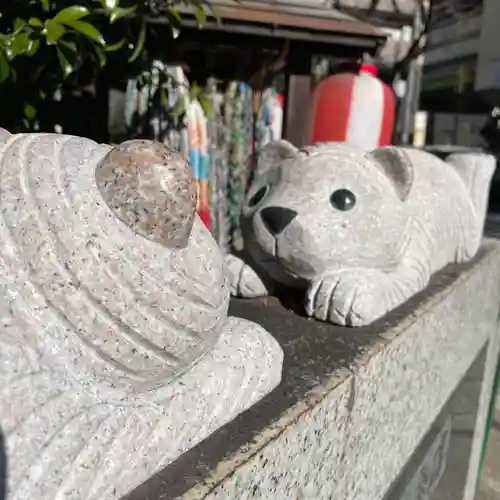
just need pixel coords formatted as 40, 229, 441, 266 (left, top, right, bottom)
124, 239, 500, 500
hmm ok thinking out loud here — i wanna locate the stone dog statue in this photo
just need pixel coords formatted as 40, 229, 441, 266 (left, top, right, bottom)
0, 130, 282, 500
227, 140, 495, 326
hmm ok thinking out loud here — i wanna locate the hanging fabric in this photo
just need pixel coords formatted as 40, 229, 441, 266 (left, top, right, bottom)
225, 82, 253, 252
206, 78, 230, 253
124, 62, 190, 153
124, 74, 149, 138
165, 65, 190, 157
255, 87, 284, 153
124, 78, 138, 132
124, 71, 259, 250
186, 98, 210, 228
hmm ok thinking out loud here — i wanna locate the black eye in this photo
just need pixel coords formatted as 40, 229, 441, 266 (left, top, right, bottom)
330, 189, 356, 211
248, 185, 270, 207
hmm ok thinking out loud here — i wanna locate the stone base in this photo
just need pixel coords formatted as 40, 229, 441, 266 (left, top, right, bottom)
385, 345, 487, 500
124, 240, 500, 500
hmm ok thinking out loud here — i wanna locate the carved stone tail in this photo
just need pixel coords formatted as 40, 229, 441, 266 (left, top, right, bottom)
446, 152, 496, 233
95, 139, 197, 248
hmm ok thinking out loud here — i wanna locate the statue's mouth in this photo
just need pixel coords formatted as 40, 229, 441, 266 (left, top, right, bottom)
240, 213, 304, 286
249, 233, 304, 286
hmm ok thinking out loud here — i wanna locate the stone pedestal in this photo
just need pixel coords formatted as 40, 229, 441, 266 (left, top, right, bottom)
124, 239, 500, 500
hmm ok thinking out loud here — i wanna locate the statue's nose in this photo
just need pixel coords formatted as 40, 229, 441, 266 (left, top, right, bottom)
260, 206, 298, 236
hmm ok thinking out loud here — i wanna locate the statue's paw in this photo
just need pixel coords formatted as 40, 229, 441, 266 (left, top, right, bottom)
306, 269, 390, 326
224, 254, 269, 298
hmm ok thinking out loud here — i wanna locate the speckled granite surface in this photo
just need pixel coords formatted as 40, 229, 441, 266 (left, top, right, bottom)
227, 140, 496, 327
384, 345, 487, 500
0, 132, 283, 500
124, 239, 500, 500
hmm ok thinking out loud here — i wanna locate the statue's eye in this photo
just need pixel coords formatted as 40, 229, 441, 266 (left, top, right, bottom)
248, 185, 270, 207
330, 189, 356, 211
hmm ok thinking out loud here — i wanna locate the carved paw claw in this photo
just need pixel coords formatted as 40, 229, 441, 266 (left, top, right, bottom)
225, 254, 269, 298
305, 269, 392, 326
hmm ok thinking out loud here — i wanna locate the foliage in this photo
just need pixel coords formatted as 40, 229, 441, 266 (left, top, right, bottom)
0, 0, 217, 132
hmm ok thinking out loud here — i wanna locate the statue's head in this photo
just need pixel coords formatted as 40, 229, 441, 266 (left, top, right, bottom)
88, 140, 228, 392
0, 135, 227, 397
242, 140, 413, 287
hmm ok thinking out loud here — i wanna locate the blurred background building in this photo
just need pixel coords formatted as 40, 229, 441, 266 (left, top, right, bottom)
421, 0, 499, 148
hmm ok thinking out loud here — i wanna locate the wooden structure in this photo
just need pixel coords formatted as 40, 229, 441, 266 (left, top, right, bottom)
143, 0, 388, 146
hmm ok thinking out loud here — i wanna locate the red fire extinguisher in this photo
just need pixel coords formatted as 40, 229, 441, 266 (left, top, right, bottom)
308, 59, 395, 150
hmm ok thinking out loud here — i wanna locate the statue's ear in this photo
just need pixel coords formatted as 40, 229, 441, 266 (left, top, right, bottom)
366, 147, 414, 201
256, 140, 299, 176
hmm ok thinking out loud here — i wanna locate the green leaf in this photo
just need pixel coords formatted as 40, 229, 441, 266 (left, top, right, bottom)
26, 39, 40, 56
104, 38, 125, 52
160, 87, 167, 106
58, 39, 77, 51
110, 5, 137, 24
167, 8, 182, 26
199, 96, 212, 116
53, 6, 90, 24
0, 51, 10, 83
44, 20, 66, 44
170, 98, 186, 117
13, 18, 26, 33
101, 0, 118, 9
57, 47, 73, 77
197, 1, 221, 26
63, 20, 105, 45
208, 5, 221, 26
165, 8, 182, 37
24, 103, 37, 120
128, 21, 145, 63
40, 90, 47, 99
40, 0, 50, 10
10, 33, 32, 57
190, 82, 201, 97
193, 6, 207, 27
94, 45, 106, 68
29, 18, 43, 27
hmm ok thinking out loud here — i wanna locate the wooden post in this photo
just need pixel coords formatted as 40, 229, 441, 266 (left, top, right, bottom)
283, 44, 312, 147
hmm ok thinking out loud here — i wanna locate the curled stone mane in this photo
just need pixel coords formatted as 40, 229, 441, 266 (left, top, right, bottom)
95, 140, 197, 248
0, 134, 226, 395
